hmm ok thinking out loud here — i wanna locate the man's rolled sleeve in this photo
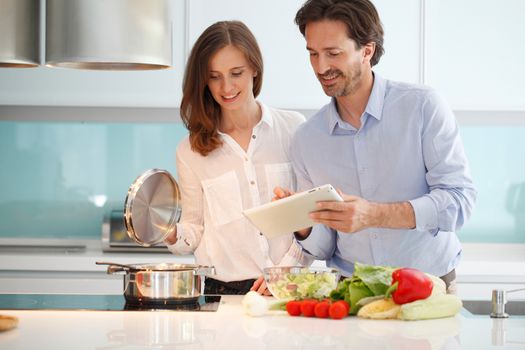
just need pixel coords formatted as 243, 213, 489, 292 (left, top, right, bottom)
296, 224, 337, 260
409, 195, 439, 234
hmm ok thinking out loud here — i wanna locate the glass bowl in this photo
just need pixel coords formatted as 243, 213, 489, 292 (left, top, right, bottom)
264, 266, 340, 300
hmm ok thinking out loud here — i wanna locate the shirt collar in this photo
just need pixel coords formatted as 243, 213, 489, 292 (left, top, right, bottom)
327, 72, 387, 134
258, 101, 274, 128
217, 100, 273, 136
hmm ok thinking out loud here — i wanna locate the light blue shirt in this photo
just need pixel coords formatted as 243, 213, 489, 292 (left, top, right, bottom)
291, 73, 477, 277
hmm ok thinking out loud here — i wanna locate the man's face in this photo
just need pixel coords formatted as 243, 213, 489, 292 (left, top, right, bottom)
305, 20, 366, 97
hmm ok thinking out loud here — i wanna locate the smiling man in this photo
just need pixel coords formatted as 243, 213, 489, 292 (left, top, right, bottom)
284, 0, 477, 293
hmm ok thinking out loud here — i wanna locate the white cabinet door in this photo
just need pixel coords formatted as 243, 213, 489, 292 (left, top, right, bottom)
187, 0, 421, 110
426, 0, 525, 110
373, 0, 421, 84
187, 0, 328, 110
0, 1, 185, 107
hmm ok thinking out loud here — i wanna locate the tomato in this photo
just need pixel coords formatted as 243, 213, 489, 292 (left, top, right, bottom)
314, 301, 330, 318
329, 301, 349, 320
285, 300, 302, 316
300, 299, 318, 317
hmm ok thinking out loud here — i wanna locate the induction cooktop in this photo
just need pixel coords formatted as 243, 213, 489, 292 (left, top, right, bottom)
0, 294, 221, 312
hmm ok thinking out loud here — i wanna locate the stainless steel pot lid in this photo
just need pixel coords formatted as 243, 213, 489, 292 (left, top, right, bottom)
124, 169, 181, 246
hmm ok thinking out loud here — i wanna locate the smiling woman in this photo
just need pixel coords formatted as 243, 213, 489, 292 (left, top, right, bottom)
163, 20, 312, 295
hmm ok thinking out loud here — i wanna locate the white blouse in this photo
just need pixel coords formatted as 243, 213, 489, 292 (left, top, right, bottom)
166, 102, 312, 282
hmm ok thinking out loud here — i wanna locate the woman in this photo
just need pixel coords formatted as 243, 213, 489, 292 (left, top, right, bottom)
164, 21, 311, 295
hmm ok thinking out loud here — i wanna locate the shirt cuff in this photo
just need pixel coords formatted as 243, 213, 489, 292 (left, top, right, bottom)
409, 196, 439, 233
296, 226, 328, 258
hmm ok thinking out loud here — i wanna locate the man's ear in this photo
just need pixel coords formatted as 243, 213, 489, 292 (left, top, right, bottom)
362, 42, 376, 64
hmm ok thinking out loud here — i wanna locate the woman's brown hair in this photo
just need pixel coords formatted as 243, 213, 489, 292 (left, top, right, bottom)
295, 0, 384, 67
180, 21, 264, 156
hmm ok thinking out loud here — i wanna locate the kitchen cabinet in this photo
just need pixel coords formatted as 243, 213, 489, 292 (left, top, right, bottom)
187, 0, 421, 110
0, 0, 186, 107
0, 0, 421, 110
1, 0, 523, 111
425, 0, 525, 110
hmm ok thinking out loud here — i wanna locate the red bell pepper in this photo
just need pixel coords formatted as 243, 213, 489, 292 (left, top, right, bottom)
385, 268, 433, 304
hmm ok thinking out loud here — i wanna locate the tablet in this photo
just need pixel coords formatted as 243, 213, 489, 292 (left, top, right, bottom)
243, 184, 343, 239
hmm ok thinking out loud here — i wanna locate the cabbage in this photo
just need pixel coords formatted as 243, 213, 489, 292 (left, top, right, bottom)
268, 269, 338, 300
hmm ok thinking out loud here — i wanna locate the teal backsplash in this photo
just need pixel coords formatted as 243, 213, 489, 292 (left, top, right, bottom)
0, 121, 188, 239
0, 121, 524, 243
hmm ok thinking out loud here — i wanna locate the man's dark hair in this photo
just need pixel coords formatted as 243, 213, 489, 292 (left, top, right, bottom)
295, 0, 385, 66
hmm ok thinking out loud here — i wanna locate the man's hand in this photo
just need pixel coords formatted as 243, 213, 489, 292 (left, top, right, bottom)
309, 192, 416, 233
310, 193, 375, 233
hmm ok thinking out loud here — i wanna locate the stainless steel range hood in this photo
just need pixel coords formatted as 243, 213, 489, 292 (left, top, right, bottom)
0, 0, 172, 70
45, 0, 172, 70
0, 0, 40, 68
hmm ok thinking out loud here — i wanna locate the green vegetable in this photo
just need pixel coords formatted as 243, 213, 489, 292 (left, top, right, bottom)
329, 278, 351, 301
353, 262, 396, 295
330, 262, 395, 314
348, 278, 374, 314
398, 294, 463, 320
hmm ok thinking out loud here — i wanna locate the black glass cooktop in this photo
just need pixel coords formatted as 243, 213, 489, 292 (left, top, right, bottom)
0, 294, 221, 312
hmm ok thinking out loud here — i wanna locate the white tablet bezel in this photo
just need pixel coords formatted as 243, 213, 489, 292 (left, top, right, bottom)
243, 184, 343, 239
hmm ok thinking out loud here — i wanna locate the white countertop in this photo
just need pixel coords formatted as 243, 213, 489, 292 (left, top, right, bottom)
0, 295, 524, 350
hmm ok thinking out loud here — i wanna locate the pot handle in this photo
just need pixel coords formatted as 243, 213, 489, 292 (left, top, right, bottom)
95, 261, 131, 274
195, 265, 216, 276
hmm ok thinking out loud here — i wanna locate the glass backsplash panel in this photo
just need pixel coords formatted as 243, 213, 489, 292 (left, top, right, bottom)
0, 121, 524, 243
0, 121, 188, 239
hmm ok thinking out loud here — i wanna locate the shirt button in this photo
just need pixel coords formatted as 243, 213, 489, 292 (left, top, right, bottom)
244, 157, 248, 161
252, 135, 256, 139
250, 181, 255, 185
259, 232, 263, 236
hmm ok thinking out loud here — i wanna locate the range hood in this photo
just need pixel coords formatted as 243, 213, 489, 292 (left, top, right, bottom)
0, 0, 172, 70
0, 0, 40, 68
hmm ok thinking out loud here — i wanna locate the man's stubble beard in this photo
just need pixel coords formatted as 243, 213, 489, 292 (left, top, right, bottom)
321, 63, 363, 98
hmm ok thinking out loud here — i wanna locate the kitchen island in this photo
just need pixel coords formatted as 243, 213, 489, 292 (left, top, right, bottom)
0, 295, 524, 350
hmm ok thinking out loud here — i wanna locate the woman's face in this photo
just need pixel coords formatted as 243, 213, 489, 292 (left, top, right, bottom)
207, 45, 257, 111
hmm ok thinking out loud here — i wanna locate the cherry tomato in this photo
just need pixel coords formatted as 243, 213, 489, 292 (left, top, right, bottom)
314, 301, 330, 318
285, 300, 302, 316
300, 299, 318, 317
329, 301, 349, 320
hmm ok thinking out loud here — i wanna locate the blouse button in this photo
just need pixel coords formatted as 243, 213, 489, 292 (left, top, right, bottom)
250, 181, 255, 185
252, 135, 256, 139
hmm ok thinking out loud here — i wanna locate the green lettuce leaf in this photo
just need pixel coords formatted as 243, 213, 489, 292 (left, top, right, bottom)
348, 279, 374, 315
353, 262, 395, 296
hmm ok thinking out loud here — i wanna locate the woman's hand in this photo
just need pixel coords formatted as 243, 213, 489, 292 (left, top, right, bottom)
272, 186, 294, 201
250, 276, 272, 296
164, 226, 178, 245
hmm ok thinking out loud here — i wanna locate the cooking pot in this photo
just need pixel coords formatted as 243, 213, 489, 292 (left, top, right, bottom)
97, 262, 215, 303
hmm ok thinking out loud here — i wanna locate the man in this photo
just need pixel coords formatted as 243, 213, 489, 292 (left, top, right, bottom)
279, 0, 476, 292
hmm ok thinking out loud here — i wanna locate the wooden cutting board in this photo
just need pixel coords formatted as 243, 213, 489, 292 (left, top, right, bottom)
0, 315, 18, 332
